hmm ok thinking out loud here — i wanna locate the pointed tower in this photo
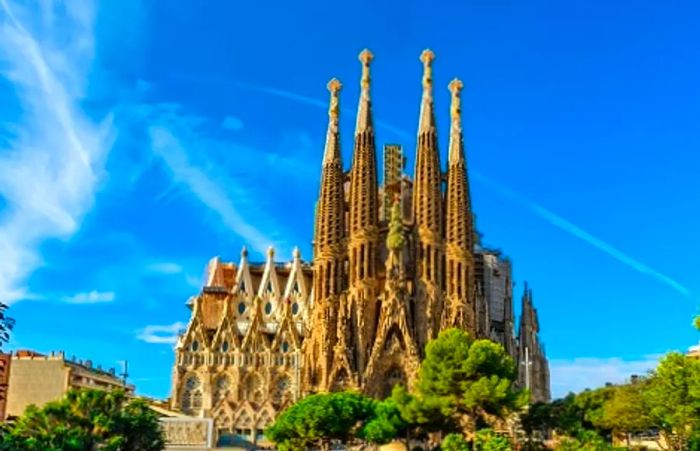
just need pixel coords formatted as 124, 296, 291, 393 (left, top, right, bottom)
412, 49, 444, 351
304, 78, 346, 392
345, 49, 380, 379
518, 283, 551, 403
442, 78, 476, 334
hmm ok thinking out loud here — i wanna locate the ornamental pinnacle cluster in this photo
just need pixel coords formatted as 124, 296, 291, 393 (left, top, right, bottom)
170, 49, 550, 444
304, 49, 481, 397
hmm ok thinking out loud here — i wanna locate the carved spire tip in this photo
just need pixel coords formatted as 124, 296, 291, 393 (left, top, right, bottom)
293, 246, 301, 260
241, 246, 248, 258
449, 78, 464, 95
420, 49, 435, 65
266, 246, 275, 259
327, 78, 342, 93
359, 48, 374, 65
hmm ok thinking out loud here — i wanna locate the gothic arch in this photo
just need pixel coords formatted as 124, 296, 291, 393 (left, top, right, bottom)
382, 366, 406, 398
242, 373, 265, 404
180, 373, 203, 415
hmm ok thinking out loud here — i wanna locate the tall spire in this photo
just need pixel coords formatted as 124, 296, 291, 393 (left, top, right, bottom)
412, 49, 444, 351
306, 77, 347, 392
313, 76, 346, 280
348, 48, 379, 274
355, 49, 374, 133
346, 48, 380, 377
443, 77, 476, 333
418, 49, 436, 133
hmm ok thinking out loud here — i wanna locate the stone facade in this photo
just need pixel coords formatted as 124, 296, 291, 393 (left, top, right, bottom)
170, 49, 550, 445
170, 251, 309, 444
6, 350, 133, 418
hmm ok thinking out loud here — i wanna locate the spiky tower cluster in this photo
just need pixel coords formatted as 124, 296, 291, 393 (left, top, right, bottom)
304, 49, 476, 397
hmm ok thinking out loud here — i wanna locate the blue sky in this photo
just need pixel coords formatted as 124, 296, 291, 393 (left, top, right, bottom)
0, 0, 698, 399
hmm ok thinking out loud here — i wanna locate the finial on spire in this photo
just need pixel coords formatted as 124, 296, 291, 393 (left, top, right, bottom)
418, 49, 436, 134
267, 246, 275, 259
293, 246, 301, 260
327, 78, 342, 120
241, 246, 248, 259
448, 78, 464, 168
449, 78, 463, 124
359, 49, 373, 90
355, 49, 374, 133
420, 49, 435, 91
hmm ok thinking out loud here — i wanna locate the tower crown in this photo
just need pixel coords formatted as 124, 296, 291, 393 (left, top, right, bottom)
323, 78, 342, 164
448, 78, 464, 163
418, 49, 436, 134
355, 49, 374, 133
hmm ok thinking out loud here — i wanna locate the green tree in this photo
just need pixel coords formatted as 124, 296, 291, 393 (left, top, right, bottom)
574, 386, 616, 437
600, 380, 654, 447
645, 352, 700, 450
554, 430, 612, 451
519, 402, 552, 446
411, 328, 526, 434
474, 428, 512, 451
266, 391, 374, 451
360, 398, 410, 445
0, 389, 164, 451
392, 384, 452, 438
441, 433, 471, 451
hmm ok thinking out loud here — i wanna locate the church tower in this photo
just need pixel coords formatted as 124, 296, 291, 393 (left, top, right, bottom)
304, 79, 346, 392
344, 49, 380, 380
412, 50, 444, 351
442, 79, 476, 333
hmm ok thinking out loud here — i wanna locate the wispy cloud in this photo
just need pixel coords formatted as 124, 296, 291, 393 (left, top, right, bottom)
549, 355, 660, 398
149, 125, 281, 255
136, 321, 186, 344
146, 262, 184, 275
62, 290, 115, 304
471, 173, 691, 297
222, 115, 244, 132
0, 0, 112, 304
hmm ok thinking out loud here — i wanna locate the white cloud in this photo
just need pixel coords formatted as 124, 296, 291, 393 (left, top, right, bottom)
222, 115, 243, 132
62, 290, 115, 304
0, 0, 112, 304
146, 262, 184, 275
147, 118, 290, 257
549, 355, 660, 398
136, 321, 186, 345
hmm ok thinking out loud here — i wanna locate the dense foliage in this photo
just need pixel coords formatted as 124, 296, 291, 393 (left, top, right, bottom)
407, 328, 526, 434
520, 349, 700, 451
268, 328, 523, 449
0, 389, 164, 451
265, 391, 375, 450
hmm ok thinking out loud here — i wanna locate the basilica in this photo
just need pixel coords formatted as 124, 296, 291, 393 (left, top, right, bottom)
169, 49, 550, 445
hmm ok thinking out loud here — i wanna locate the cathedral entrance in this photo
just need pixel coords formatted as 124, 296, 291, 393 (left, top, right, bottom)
382, 366, 406, 398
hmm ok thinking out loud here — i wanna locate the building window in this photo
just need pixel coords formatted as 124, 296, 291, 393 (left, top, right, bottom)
182, 375, 202, 414
191, 340, 200, 352
281, 341, 289, 353
291, 302, 299, 315
264, 302, 272, 315
238, 302, 246, 314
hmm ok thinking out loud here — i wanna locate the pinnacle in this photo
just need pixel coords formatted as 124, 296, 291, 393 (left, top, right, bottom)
355, 49, 374, 133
